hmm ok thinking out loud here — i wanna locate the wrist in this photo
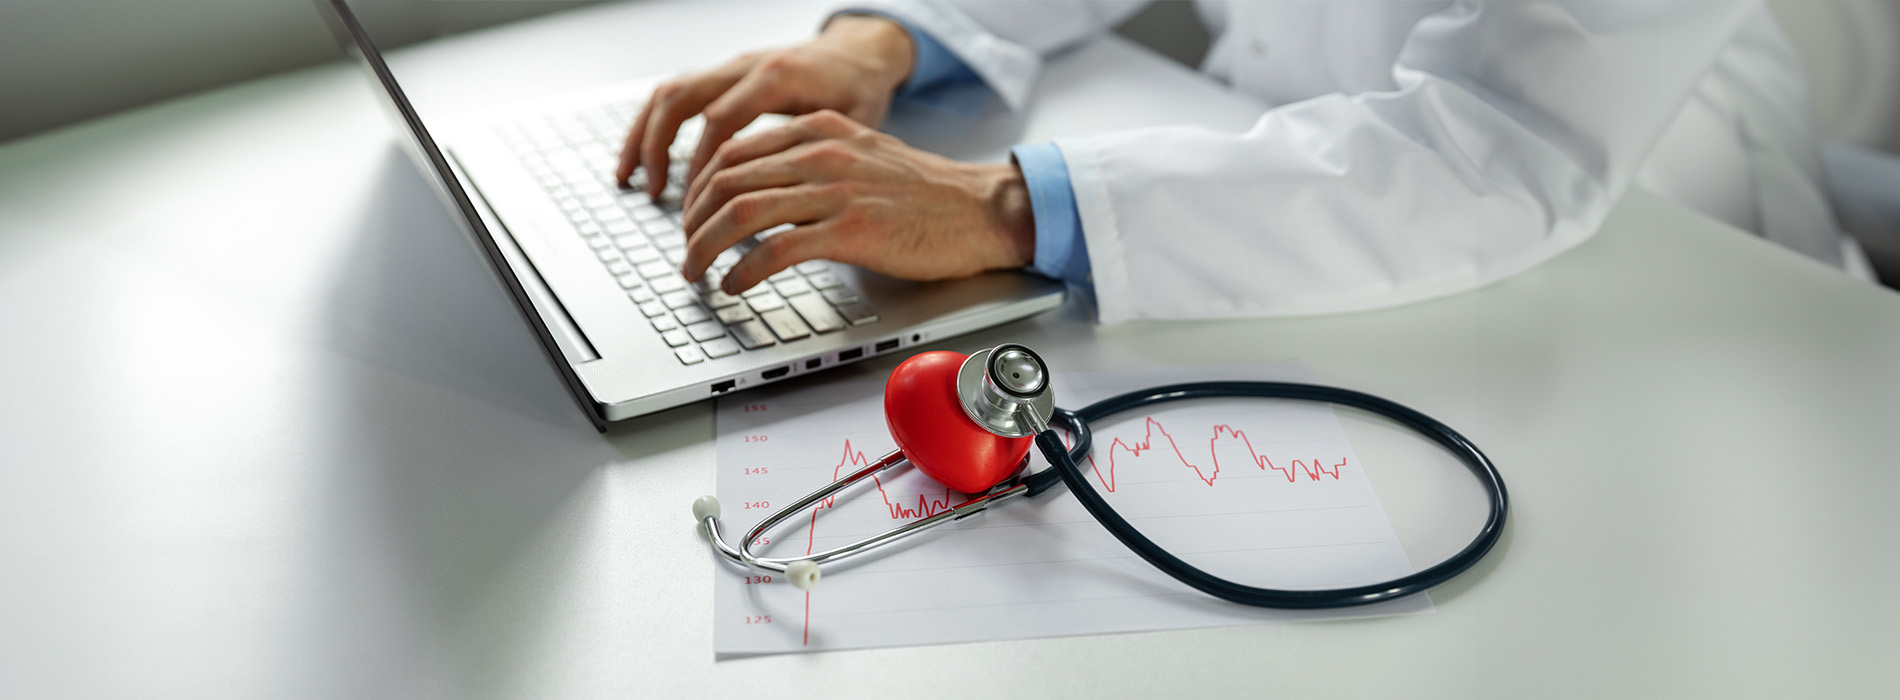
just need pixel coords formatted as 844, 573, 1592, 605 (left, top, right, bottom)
979, 163, 1037, 271
823, 14, 916, 94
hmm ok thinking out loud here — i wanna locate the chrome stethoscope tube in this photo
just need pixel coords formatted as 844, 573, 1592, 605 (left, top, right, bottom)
694, 448, 1031, 589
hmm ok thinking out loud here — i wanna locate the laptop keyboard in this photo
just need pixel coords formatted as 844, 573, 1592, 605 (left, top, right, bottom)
492, 103, 879, 365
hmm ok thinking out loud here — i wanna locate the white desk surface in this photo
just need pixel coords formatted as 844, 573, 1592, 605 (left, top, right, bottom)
3, 1, 1898, 698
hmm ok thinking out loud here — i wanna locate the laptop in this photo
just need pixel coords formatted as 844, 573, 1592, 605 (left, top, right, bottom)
316, 0, 1065, 429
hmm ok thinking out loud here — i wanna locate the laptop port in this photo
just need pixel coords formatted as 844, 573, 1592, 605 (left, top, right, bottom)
839, 347, 863, 361
875, 338, 900, 353
806, 358, 822, 370
711, 379, 736, 394
762, 366, 790, 380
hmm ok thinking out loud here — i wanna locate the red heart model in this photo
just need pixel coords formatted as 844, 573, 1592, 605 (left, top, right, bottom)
884, 351, 1033, 495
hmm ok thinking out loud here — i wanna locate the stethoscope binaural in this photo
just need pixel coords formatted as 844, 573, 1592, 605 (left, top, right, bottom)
693, 343, 1509, 609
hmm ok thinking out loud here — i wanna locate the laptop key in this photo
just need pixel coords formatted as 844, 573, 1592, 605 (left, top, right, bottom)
702, 289, 744, 309
675, 346, 706, 365
730, 320, 776, 350
651, 229, 686, 249
606, 259, 634, 276
760, 308, 812, 342
661, 329, 691, 347
787, 293, 845, 333
768, 268, 798, 283
591, 206, 629, 223
661, 290, 697, 309
626, 247, 662, 264
836, 301, 879, 326
630, 204, 666, 221
806, 272, 843, 289
649, 275, 687, 294
715, 305, 755, 324
595, 247, 622, 263
628, 287, 656, 304
674, 304, 711, 326
615, 272, 643, 290
747, 293, 785, 313
795, 260, 830, 274
664, 248, 687, 265
701, 337, 741, 358
638, 301, 667, 318
820, 287, 859, 305
740, 283, 774, 298
772, 278, 812, 297
637, 261, 673, 279
651, 314, 679, 332
686, 321, 727, 342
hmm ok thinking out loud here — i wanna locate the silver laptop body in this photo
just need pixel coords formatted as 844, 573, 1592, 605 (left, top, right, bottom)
318, 0, 1065, 429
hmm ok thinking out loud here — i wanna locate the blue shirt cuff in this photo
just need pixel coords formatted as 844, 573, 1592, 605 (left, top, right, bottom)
1012, 142, 1092, 289
834, 11, 981, 100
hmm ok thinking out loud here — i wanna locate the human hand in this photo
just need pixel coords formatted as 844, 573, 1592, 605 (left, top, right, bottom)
614, 14, 915, 200
677, 110, 1036, 295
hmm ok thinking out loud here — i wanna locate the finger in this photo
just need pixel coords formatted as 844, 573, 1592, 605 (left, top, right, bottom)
686, 123, 813, 209
685, 64, 796, 196
683, 147, 812, 237
680, 184, 838, 284
638, 64, 754, 199
615, 98, 654, 187
687, 110, 858, 207
719, 224, 834, 295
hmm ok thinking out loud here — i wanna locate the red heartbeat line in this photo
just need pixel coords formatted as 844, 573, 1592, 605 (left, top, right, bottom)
799, 439, 966, 645
1075, 418, 1346, 493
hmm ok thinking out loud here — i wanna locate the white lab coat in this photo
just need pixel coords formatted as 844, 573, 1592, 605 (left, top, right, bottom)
846, 0, 1853, 323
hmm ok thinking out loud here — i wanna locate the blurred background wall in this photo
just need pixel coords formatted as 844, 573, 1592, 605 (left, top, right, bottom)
0, 0, 598, 142
3, 0, 1897, 152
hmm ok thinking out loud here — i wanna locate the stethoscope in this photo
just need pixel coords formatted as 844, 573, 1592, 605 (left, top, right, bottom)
694, 343, 1509, 609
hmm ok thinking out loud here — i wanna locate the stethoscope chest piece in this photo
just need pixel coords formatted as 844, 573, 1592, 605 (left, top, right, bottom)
884, 349, 1036, 494
956, 343, 1055, 438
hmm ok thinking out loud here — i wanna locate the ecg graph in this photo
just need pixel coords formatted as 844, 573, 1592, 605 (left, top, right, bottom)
712, 363, 1429, 656
1077, 417, 1347, 493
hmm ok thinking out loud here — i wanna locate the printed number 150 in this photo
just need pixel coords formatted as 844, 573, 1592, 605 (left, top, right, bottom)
743, 435, 768, 443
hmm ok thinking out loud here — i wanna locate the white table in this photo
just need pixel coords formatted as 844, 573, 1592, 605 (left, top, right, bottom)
3, 1, 1897, 698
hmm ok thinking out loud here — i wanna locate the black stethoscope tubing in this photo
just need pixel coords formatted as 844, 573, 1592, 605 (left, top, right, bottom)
1019, 381, 1509, 609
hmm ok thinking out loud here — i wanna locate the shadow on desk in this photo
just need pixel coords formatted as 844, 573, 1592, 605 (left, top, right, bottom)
305, 147, 718, 688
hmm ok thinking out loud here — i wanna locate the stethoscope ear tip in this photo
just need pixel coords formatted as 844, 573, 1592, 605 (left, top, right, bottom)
786, 560, 821, 590
692, 495, 721, 522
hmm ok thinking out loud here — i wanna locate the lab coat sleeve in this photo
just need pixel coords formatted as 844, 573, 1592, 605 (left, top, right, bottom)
1057, 1, 1760, 322
830, 0, 1149, 111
